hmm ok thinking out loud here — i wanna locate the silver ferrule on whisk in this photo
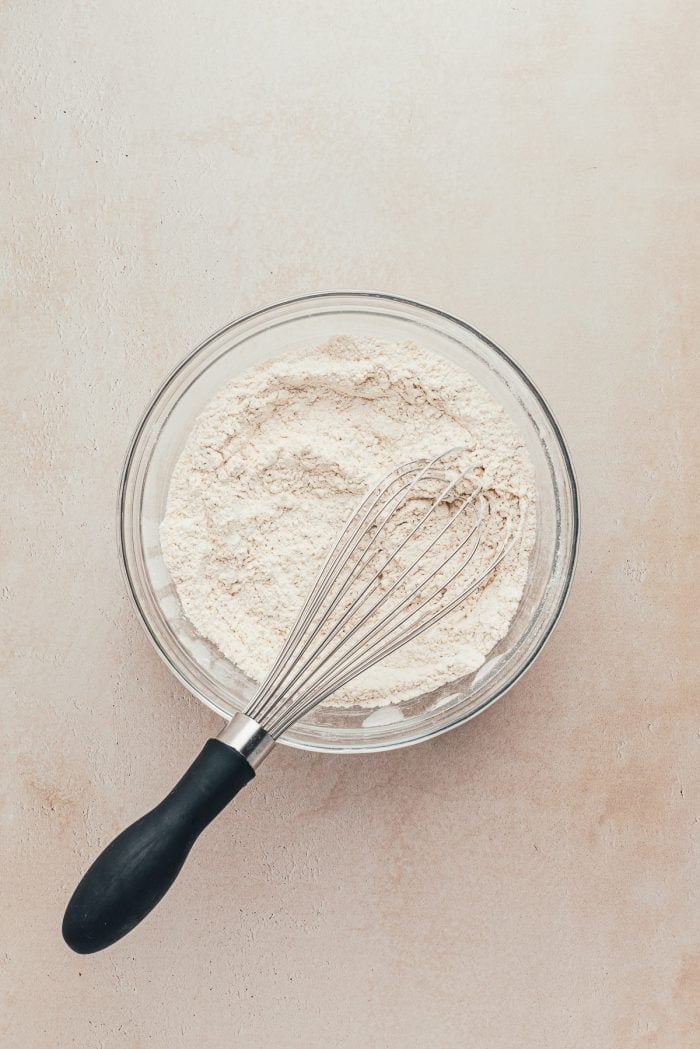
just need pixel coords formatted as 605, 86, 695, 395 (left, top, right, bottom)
217, 712, 275, 768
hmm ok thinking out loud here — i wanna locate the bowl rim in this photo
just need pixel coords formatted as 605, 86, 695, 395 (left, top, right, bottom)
118, 290, 580, 754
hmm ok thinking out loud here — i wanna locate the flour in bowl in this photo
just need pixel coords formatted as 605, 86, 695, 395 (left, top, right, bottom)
160, 336, 536, 708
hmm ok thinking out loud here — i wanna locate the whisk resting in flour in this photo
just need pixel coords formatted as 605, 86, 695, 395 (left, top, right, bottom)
63, 449, 525, 954
248, 448, 521, 736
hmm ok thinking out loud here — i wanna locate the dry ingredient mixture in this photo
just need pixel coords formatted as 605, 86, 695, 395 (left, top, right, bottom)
160, 336, 536, 708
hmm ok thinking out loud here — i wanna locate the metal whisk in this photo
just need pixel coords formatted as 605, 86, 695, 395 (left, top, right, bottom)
246, 448, 517, 737
63, 449, 522, 954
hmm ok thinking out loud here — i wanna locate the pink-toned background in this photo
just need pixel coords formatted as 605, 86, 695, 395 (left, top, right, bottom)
2, 2, 698, 1046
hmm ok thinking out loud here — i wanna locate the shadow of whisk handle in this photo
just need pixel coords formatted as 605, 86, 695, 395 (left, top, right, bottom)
62, 740, 255, 954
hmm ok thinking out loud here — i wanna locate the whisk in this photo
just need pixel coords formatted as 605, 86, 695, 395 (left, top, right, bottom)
63, 449, 522, 954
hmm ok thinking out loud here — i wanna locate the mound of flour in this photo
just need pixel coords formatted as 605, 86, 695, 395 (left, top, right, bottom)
160, 336, 536, 708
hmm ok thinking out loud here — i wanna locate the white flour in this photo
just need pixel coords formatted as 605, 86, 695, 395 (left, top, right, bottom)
160, 336, 536, 708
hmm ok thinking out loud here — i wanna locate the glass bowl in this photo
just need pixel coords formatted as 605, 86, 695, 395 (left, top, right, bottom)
119, 292, 579, 753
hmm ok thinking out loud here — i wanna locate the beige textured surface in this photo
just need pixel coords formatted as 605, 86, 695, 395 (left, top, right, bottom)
2, 2, 698, 1046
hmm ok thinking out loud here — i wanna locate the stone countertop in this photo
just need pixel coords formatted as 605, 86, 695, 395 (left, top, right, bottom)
2, 2, 697, 1047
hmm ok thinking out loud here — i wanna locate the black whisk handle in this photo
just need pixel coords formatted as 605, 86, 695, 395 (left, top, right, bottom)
62, 740, 254, 954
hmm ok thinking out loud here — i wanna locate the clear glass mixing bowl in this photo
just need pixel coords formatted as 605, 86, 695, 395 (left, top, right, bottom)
119, 292, 579, 753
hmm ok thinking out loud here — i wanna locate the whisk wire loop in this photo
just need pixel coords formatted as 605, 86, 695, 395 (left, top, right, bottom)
246, 449, 524, 737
